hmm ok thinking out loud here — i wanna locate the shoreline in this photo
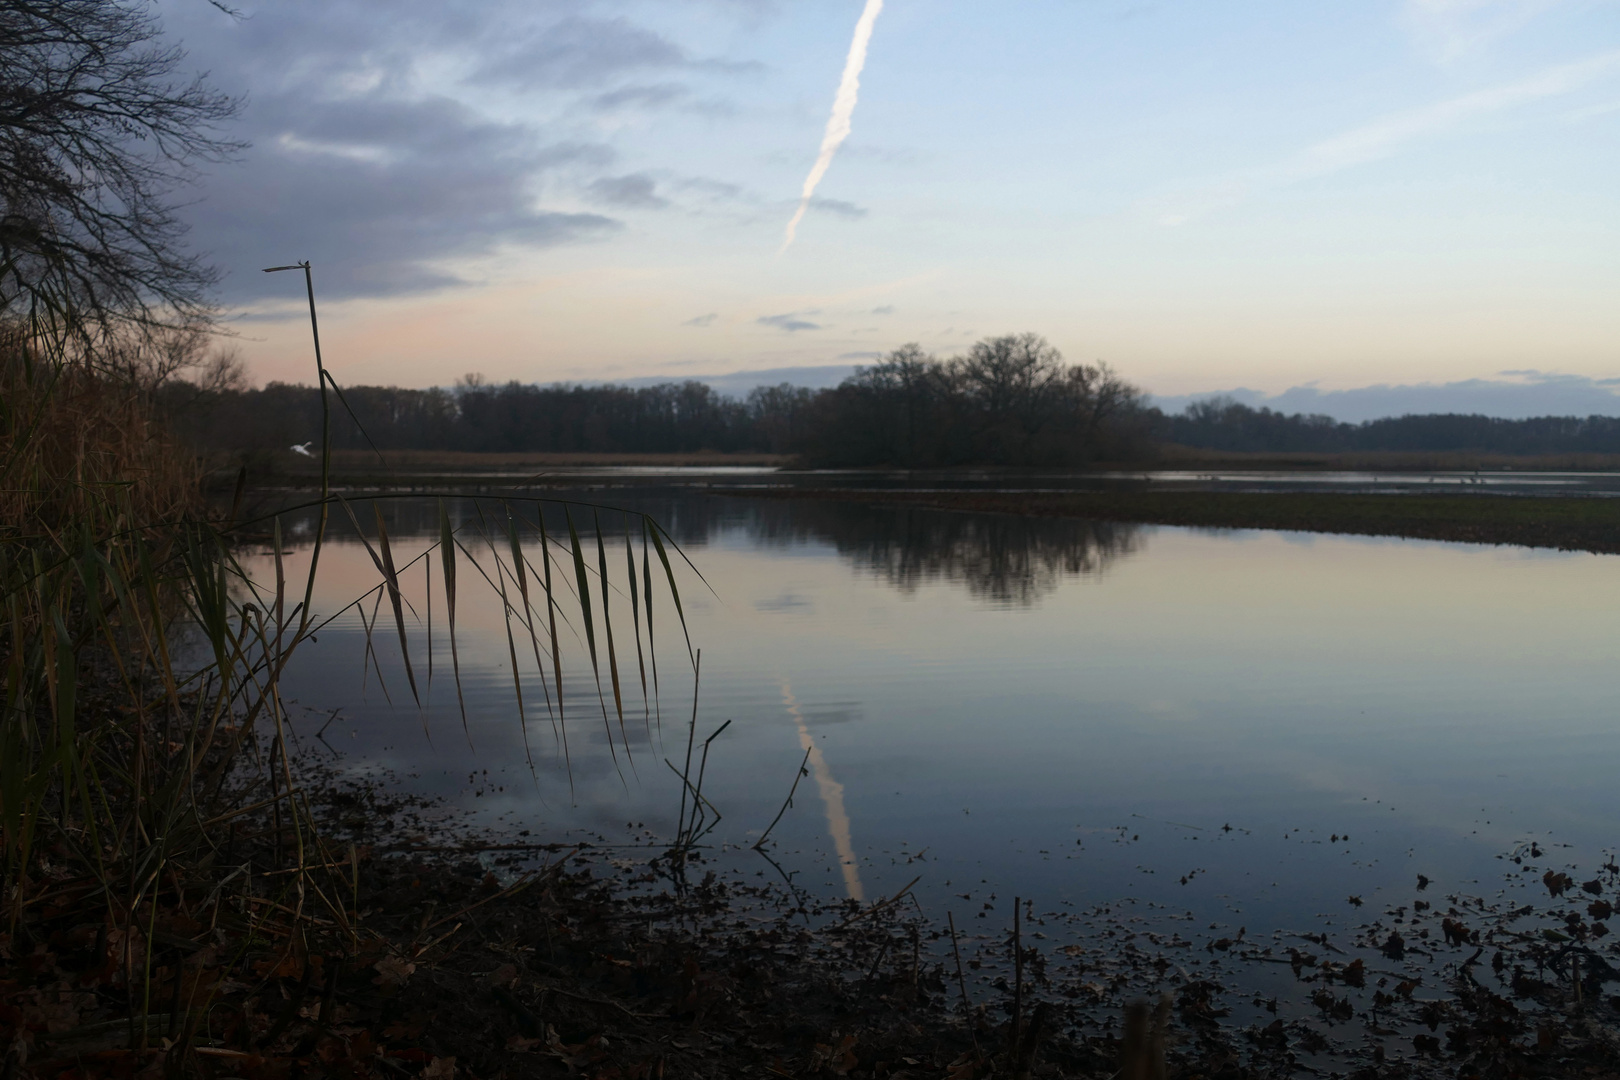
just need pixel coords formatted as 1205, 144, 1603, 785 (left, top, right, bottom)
734, 487, 1620, 556
14, 756, 1614, 1080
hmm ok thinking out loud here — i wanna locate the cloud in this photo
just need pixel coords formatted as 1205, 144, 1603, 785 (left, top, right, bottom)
1152, 371, 1620, 423
757, 312, 821, 332
683, 312, 718, 327
590, 83, 689, 112
808, 196, 868, 219
1400, 0, 1562, 64
190, 94, 621, 301
1158, 46, 1620, 224
471, 16, 690, 90
155, 0, 765, 304
588, 173, 669, 208
675, 176, 745, 201
1294, 49, 1620, 176
869, 305, 894, 315
838, 350, 882, 359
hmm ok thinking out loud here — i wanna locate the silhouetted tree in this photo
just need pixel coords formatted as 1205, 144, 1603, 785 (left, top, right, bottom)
1, 0, 241, 351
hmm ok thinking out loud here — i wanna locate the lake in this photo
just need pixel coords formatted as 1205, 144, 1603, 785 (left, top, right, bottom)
245, 483, 1620, 1013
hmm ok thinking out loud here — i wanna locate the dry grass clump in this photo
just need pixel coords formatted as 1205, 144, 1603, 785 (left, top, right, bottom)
0, 303, 699, 1080
0, 347, 198, 539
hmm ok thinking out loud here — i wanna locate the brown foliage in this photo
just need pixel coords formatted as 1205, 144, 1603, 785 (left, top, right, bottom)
0, 346, 198, 537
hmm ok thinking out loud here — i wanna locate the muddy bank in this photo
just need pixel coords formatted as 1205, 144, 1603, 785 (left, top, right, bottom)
8, 755, 1620, 1080
735, 488, 1620, 556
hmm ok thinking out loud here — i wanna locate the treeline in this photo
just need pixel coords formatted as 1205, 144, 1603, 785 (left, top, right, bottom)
1155, 397, 1620, 455
166, 334, 1152, 466
166, 338, 1620, 467
167, 377, 792, 455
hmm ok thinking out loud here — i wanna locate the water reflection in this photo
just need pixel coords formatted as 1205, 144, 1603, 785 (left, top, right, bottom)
264, 492, 1143, 605
251, 486, 1620, 1002
754, 501, 1141, 604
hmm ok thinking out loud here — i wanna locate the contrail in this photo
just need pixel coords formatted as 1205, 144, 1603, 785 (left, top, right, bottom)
780, 0, 884, 253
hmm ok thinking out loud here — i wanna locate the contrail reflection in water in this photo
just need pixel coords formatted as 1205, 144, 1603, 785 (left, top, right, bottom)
780, 678, 864, 901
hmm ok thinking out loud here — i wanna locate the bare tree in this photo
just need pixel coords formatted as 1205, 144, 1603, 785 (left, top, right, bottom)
0, 0, 241, 354
953, 333, 1069, 455
854, 343, 947, 462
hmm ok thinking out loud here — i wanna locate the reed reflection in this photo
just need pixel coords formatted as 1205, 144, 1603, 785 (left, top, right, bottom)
258, 492, 1145, 606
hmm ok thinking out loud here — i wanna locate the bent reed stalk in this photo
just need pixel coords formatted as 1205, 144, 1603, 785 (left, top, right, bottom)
0, 314, 696, 1062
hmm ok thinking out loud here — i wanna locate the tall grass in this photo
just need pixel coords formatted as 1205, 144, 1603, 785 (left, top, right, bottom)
0, 325, 694, 1057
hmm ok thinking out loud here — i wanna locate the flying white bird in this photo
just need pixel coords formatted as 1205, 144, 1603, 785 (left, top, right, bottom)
781, 0, 885, 253
290, 442, 314, 457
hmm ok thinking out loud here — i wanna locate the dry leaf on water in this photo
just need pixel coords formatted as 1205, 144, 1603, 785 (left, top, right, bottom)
373, 956, 417, 988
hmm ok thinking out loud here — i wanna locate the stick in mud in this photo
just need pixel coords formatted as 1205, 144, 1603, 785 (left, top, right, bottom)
947, 911, 978, 1054
1011, 895, 1023, 1056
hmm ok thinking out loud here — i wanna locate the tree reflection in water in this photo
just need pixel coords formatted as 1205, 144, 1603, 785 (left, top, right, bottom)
738, 499, 1144, 606
267, 492, 1144, 607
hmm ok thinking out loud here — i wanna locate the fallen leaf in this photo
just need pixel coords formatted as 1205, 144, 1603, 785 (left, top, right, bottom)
373, 956, 417, 989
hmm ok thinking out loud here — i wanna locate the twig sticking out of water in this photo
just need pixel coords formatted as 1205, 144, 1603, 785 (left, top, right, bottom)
665, 652, 733, 876
754, 746, 812, 851
831, 875, 921, 931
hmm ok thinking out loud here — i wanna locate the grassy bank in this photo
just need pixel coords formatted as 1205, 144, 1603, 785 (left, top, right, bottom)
745, 487, 1620, 555
1154, 444, 1620, 472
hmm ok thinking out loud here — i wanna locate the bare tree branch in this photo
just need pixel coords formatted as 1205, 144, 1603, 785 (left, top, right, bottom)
0, 0, 243, 356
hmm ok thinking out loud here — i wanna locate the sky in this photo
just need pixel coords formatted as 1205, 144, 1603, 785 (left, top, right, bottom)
160, 0, 1620, 401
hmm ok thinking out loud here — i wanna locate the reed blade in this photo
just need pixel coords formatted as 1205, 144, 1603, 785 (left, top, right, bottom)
625, 519, 649, 729
438, 499, 468, 736
565, 507, 616, 764
642, 521, 660, 729
593, 511, 627, 751
338, 497, 419, 707
508, 510, 557, 736
648, 524, 694, 667
537, 515, 571, 786
494, 551, 533, 771
373, 504, 420, 706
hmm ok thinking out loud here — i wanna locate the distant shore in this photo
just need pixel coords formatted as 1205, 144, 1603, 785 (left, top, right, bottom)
322, 448, 793, 469
1153, 444, 1620, 472
232, 446, 1620, 487
743, 487, 1620, 556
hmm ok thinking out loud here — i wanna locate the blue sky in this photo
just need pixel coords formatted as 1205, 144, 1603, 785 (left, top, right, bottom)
162, 0, 1620, 398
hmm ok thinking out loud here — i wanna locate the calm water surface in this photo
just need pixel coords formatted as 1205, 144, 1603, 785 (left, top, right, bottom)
249, 489, 1620, 947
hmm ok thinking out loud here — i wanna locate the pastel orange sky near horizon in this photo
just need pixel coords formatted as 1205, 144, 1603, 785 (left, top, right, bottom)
162, 0, 1620, 398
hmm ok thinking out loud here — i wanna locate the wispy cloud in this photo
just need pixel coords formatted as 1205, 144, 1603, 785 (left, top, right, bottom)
758, 311, 822, 332
683, 312, 718, 327
1297, 49, 1620, 174
588, 173, 669, 208
590, 83, 688, 112
809, 196, 868, 219
1159, 46, 1620, 225
1400, 0, 1563, 64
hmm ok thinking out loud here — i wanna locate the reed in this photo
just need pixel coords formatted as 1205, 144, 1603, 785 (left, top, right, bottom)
0, 295, 696, 1067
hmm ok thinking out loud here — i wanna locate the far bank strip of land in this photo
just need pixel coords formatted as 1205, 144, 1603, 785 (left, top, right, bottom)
743, 488, 1620, 556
